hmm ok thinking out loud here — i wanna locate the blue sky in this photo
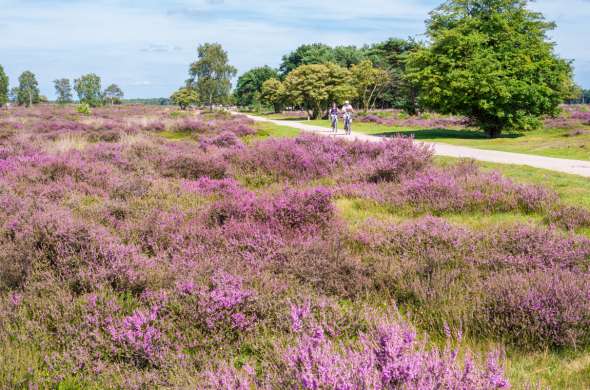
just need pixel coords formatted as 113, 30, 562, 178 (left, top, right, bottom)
1, 0, 589, 99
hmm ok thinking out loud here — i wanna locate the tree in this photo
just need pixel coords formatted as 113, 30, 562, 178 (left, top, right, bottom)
0, 65, 8, 107
16, 71, 40, 107
235, 66, 279, 107
283, 63, 356, 119
351, 60, 391, 112
260, 78, 286, 113
188, 43, 237, 110
280, 43, 336, 76
333, 45, 367, 68
53, 78, 73, 104
170, 87, 199, 110
9, 87, 18, 103
104, 84, 124, 105
367, 38, 420, 111
74, 73, 103, 107
406, 0, 575, 137
279, 44, 367, 76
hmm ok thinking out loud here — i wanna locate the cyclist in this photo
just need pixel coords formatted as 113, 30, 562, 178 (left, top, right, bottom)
329, 102, 339, 133
342, 100, 354, 135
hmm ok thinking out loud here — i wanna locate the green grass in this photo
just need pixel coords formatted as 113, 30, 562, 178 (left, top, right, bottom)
157, 130, 193, 140
262, 113, 590, 161
248, 121, 300, 140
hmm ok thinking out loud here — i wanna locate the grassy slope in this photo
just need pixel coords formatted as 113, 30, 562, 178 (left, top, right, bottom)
263, 113, 590, 161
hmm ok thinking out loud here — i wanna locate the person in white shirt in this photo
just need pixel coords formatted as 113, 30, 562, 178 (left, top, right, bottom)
341, 101, 354, 134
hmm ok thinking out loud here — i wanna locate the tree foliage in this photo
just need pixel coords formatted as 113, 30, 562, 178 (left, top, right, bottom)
16, 71, 40, 107
351, 60, 391, 112
260, 78, 286, 113
53, 78, 73, 104
0, 65, 8, 107
104, 84, 124, 105
74, 73, 103, 107
283, 63, 356, 119
189, 43, 237, 110
279, 43, 367, 76
171, 87, 199, 110
235, 66, 278, 107
366, 38, 420, 111
406, 0, 575, 137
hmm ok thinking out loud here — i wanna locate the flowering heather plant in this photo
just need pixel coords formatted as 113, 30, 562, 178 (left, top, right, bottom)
107, 305, 165, 367
479, 268, 590, 348
206, 311, 510, 389
199, 130, 243, 149
365, 137, 433, 183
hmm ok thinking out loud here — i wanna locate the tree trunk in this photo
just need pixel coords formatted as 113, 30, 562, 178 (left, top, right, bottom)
485, 128, 502, 138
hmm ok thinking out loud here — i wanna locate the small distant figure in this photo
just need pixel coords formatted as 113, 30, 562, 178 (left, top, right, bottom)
342, 100, 354, 135
329, 102, 339, 133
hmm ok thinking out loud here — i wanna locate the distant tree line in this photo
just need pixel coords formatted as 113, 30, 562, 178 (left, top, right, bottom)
0, 67, 125, 108
234, 40, 417, 115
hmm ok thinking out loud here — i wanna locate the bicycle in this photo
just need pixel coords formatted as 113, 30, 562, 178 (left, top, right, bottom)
343, 112, 352, 135
330, 114, 338, 133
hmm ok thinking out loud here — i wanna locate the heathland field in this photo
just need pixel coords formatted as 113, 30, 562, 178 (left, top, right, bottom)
1, 105, 590, 388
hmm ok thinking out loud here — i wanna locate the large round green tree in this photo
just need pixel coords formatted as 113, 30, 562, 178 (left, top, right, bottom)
406, 0, 575, 137
283, 63, 356, 119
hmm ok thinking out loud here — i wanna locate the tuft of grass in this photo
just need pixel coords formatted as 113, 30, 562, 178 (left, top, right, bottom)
157, 130, 193, 141
245, 122, 300, 142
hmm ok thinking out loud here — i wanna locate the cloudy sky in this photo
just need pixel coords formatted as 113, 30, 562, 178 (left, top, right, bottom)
1, 0, 589, 99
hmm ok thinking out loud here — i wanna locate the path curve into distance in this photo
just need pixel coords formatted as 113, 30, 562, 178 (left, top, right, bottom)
240, 113, 590, 178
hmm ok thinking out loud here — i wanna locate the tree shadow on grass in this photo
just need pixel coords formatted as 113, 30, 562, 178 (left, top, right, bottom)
372, 127, 524, 141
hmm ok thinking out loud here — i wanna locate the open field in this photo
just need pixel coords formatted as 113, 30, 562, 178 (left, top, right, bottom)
1, 105, 590, 388
262, 105, 590, 161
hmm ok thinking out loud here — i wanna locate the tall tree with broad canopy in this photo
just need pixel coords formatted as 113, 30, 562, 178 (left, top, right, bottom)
283, 63, 356, 119
16, 71, 40, 107
351, 60, 391, 112
406, 0, 575, 137
53, 78, 73, 104
104, 84, 124, 105
74, 73, 103, 107
0, 65, 8, 107
279, 43, 367, 76
235, 66, 279, 107
366, 38, 420, 112
170, 87, 199, 110
260, 78, 286, 113
189, 43, 237, 110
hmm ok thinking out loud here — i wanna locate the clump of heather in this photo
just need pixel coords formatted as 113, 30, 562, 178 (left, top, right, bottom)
479, 268, 590, 348
545, 205, 590, 230
204, 309, 510, 389
199, 131, 243, 149
365, 137, 433, 183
